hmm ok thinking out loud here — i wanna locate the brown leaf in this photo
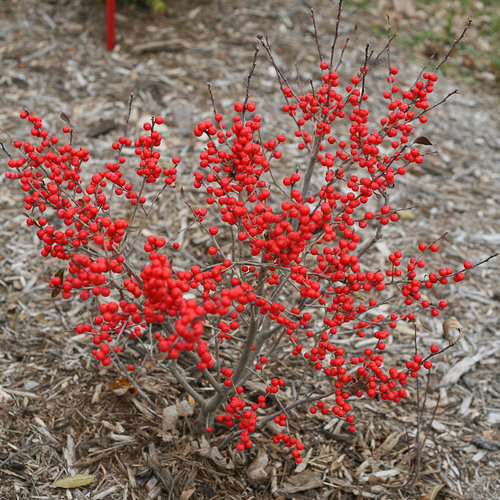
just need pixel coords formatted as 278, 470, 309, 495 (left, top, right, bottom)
426, 482, 446, 500
247, 449, 269, 482
413, 136, 433, 145
60, 112, 73, 126
443, 317, 464, 342
110, 377, 137, 397
181, 489, 196, 500
196, 435, 234, 469
51, 267, 65, 299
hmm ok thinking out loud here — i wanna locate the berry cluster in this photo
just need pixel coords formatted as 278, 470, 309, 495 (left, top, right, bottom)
2, 46, 483, 462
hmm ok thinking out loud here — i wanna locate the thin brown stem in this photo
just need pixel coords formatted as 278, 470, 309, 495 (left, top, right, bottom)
329, 0, 343, 69
118, 91, 134, 158
434, 19, 472, 72
170, 361, 206, 407
241, 43, 260, 123
310, 9, 323, 63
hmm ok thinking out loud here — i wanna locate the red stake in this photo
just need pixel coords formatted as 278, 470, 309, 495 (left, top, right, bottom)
106, 0, 116, 50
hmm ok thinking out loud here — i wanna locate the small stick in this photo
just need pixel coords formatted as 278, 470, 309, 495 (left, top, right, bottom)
118, 91, 134, 157
207, 82, 218, 117
334, 29, 353, 72
386, 15, 392, 75
241, 43, 260, 123
329, 0, 343, 69
170, 361, 206, 407
434, 19, 472, 72
310, 9, 323, 63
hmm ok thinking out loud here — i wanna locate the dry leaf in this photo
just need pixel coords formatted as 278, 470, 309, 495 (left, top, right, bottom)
397, 209, 416, 220
162, 405, 179, 431
176, 399, 194, 417
351, 291, 367, 300
52, 474, 95, 488
110, 377, 138, 397
413, 136, 433, 145
247, 449, 269, 482
180, 489, 196, 500
424, 482, 446, 500
162, 400, 194, 431
60, 112, 73, 126
0, 385, 13, 403
443, 317, 464, 342
280, 471, 323, 495
196, 435, 234, 469
50, 267, 65, 299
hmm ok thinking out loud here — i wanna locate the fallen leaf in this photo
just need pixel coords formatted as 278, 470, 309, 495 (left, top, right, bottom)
0, 385, 13, 403
247, 449, 269, 482
180, 489, 196, 500
280, 471, 323, 495
162, 405, 179, 431
110, 377, 137, 396
162, 400, 194, 431
52, 474, 95, 488
426, 482, 446, 500
196, 435, 234, 469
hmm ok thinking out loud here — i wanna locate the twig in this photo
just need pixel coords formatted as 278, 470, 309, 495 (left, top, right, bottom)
367, 34, 395, 72
0, 139, 13, 160
118, 91, 134, 158
415, 89, 459, 119
411, 362, 423, 486
329, 0, 343, 70
207, 83, 218, 117
386, 15, 392, 75
458, 253, 498, 273
186, 351, 225, 395
297, 134, 322, 218
241, 43, 260, 123
310, 9, 323, 63
170, 361, 206, 407
357, 220, 383, 260
421, 379, 440, 454
434, 19, 472, 73
334, 28, 354, 72
256, 389, 322, 429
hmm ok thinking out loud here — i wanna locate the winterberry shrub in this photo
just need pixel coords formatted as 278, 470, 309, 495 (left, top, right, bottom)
1, 6, 494, 463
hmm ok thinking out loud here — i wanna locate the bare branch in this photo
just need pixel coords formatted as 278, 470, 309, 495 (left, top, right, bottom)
329, 0, 343, 69
334, 28, 354, 72
241, 43, 260, 123
434, 18, 472, 72
207, 82, 218, 117
310, 9, 323, 63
